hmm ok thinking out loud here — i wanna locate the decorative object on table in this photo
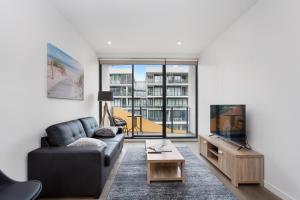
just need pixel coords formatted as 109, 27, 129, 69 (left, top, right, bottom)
0, 170, 42, 200
98, 91, 113, 126
94, 127, 118, 137
147, 144, 172, 153
47, 43, 84, 100
147, 148, 172, 153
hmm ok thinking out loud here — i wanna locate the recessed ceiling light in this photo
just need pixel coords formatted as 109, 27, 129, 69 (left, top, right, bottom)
107, 41, 112, 45
176, 41, 182, 46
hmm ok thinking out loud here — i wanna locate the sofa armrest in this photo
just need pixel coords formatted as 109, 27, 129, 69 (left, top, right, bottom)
28, 146, 106, 197
0, 170, 15, 184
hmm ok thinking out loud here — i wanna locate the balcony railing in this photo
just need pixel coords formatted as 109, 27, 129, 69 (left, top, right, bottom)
111, 106, 191, 134
146, 80, 188, 84
110, 81, 132, 84
112, 92, 131, 96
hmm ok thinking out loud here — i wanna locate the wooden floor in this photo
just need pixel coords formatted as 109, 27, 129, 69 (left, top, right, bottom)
42, 141, 281, 200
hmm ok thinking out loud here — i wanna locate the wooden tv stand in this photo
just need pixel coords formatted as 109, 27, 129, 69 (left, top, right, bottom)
199, 135, 264, 187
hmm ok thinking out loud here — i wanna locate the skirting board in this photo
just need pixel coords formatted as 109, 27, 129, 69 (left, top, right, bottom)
264, 180, 296, 200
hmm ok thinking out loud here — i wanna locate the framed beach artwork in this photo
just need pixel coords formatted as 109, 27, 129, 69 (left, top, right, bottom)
47, 43, 84, 100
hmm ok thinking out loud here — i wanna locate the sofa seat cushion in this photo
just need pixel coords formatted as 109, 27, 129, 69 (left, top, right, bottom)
104, 142, 120, 167
46, 120, 86, 146
0, 181, 42, 200
97, 134, 124, 143
79, 117, 99, 138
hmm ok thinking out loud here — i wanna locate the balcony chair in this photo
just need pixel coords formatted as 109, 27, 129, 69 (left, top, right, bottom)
0, 170, 42, 200
112, 116, 129, 135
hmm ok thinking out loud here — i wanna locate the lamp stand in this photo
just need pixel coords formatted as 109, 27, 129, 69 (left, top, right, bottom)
101, 101, 112, 126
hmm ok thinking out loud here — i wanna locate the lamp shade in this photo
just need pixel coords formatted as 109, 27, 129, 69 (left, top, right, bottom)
98, 91, 113, 101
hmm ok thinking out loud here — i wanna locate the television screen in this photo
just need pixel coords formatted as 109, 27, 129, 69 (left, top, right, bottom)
210, 105, 246, 146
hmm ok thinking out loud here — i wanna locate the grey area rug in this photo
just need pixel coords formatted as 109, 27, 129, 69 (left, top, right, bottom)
107, 147, 237, 200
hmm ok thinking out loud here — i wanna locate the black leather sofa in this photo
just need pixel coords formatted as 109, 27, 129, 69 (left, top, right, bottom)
27, 117, 124, 198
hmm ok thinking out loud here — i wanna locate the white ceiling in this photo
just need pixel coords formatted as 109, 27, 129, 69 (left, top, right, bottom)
50, 0, 256, 58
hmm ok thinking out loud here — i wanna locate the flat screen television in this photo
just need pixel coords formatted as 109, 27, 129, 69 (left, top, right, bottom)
210, 105, 246, 147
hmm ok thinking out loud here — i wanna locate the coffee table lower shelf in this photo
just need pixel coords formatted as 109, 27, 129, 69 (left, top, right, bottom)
147, 161, 185, 184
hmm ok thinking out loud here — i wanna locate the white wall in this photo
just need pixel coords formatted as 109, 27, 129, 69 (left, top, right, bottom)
101, 65, 112, 126
188, 66, 196, 134
198, 0, 300, 200
0, 0, 99, 180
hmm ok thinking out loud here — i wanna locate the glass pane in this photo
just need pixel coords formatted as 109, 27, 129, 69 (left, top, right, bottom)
103, 63, 196, 138
166, 65, 196, 137
105, 65, 134, 137
133, 65, 163, 136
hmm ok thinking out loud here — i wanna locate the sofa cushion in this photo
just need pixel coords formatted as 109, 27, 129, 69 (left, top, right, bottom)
94, 127, 118, 137
103, 142, 120, 167
99, 134, 124, 143
46, 120, 86, 146
67, 138, 107, 148
79, 117, 99, 138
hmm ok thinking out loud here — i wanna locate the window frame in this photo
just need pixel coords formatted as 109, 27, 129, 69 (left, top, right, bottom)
99, 62, 198, 139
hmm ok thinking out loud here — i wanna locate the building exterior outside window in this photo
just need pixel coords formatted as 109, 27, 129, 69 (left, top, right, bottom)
108, 66, 191, 134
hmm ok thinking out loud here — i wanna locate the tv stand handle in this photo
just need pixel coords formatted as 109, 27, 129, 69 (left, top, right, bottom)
218, 150, 223, 155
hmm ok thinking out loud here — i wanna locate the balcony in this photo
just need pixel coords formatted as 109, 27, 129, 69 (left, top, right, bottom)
111, 106, 192, 137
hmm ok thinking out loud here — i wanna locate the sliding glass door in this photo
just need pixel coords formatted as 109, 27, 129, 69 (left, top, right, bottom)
101, 62, 197, 138
166, 65, 196, 137
133, 64, 163, 137
107, 65, 134, 137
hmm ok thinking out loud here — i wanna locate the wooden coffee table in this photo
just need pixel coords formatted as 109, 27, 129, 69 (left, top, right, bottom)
145, 139, 185, 184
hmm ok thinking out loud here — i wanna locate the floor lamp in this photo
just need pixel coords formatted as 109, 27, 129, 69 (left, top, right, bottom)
98, 91, 113, 126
